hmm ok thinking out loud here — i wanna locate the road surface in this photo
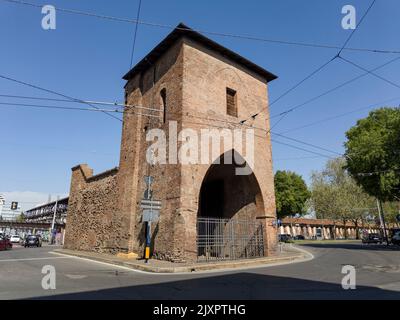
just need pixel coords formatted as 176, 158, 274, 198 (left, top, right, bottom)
0, 242, 399, 299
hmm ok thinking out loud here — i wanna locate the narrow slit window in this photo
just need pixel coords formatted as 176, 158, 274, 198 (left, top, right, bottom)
226, 88, 237, 117
160, 88, 167, 123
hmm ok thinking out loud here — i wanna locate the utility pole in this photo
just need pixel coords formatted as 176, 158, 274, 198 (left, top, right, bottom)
140, 176, 161, 263
376, 199, 389, 245
51, 196, 59, 244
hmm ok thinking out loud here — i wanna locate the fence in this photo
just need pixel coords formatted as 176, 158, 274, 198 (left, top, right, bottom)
197, 217, 265, 262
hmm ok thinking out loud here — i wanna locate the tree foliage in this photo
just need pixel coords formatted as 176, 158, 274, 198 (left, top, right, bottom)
310, 158, 375, 236
16, 213, 25, 222
274, 170, 310, 218
344, 107, 400, 202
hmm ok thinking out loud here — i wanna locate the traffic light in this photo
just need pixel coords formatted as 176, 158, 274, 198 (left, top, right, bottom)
11, 202, 18, 210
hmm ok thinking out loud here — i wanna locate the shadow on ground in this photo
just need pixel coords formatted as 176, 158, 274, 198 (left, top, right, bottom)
33, 272, 400, 300
299, 242, 400, 251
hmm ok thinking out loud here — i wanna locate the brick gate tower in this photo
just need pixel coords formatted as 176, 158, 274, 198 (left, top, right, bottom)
64, 23, 278, 262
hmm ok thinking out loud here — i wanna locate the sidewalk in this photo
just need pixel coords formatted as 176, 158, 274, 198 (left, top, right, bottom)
53, 244, 312, 273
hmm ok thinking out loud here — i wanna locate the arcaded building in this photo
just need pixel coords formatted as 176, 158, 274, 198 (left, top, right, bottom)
64, 23, 278, 262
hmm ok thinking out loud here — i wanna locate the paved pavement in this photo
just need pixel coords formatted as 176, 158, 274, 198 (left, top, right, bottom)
0, 242, 399, 299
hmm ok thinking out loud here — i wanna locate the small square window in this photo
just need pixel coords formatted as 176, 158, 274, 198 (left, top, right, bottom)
226, 88, 237, 117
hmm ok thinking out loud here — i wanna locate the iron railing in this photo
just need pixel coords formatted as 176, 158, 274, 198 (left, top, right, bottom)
197, 217, 265, 262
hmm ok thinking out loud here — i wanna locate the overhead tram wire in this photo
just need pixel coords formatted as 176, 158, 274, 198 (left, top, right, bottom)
270, 139, 335, 160
240, 55, 338, 125
339, 56, 400, 90
0, 94, 162, 113
2, 0, 400, 55
0, 1, 387, 160
129, 0, 142, 68
0, 101, 161, 118
270, 132, 344, 157
0, 91, 387, 162
0, 96, 347, 162
269, 55, 400, 121
0, 74, 123, 122
274, 155, 324, 161
337, 0, 377, 56
277, 96, 400, 135
240, 0, 379, 126
3, 52, 398, 136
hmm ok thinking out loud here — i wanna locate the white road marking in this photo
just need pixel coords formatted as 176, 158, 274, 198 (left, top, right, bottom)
50, 251, 152, 274
50, 246, 314, 276
65, 274, 88, 279
0, 256, 73, 262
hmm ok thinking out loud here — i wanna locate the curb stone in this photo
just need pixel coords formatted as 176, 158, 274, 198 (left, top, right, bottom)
53, 245, 312, 274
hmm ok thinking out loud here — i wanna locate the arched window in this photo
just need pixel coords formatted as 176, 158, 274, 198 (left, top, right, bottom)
160, 88, 167, 123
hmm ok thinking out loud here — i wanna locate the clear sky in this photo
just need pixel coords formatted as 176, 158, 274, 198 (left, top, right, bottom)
1, 0, 399, 210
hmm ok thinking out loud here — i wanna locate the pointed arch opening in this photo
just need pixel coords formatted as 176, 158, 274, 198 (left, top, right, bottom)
198, 150, 264, 220
197, 150, 266, 261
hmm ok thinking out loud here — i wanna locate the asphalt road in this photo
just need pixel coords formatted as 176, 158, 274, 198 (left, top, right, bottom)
0, 242, 399, 299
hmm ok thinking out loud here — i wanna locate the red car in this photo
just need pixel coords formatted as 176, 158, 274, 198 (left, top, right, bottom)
0, 236, 12, 251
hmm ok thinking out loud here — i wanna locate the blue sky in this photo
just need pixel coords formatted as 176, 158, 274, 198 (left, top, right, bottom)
1, 0, 399, 210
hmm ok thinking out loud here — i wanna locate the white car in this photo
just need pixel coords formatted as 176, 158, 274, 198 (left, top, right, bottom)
10, 235, 21, 243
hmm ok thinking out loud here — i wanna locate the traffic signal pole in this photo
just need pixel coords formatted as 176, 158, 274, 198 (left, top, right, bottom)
376, 199, 389, 246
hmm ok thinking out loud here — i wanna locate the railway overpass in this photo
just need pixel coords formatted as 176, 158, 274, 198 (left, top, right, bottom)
0, 197, 67, 241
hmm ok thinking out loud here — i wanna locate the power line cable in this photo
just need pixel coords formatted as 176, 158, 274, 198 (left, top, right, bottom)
269, 55, 400, 120
242, 56, 338, 124
338, 0, 377, 55
241, 0, 379, 125
339, 56, 400, 90
0, 74, 123, 121
271, 132, 344, 156
274, 155, 323, 161
0, 102, 160, 118
241, 56, 337, 124
271, 139, 335, 159
0, 94, 161, 112
278, 96, 400, 134
0, 90, 392, 163
2, 0, 399, 55
129, 0, 142, 68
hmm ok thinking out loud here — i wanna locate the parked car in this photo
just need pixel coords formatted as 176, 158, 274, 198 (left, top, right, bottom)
278, 234, 292, 242
362, 233, 383, 244
391, 230, 400, 245
0, 235, 12, 251
293, 235, 305, 240
24, 235, 42, 248
10, 235, 21, 244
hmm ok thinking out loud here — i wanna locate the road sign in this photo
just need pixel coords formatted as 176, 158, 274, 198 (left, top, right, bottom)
142, 209, 160, 222
140, 199, 161, 210
144, 189, 153, 200
144, 176, 154, 185
10, 202, 18, 210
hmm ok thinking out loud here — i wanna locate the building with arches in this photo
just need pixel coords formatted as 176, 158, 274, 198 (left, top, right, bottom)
64, 23, 278, 262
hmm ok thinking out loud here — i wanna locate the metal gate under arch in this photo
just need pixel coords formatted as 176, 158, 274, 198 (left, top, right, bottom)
197, 217, 265, 262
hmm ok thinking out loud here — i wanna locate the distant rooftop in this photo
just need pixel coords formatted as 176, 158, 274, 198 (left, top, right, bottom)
123, 23, 277, 83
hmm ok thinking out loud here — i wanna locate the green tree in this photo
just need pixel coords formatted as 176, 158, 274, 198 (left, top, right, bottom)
16, 212, 25, 222
274, 170, 310, 219
344, 107, 400, 202
382, 201, 400, 227
310, 158, 375, 239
